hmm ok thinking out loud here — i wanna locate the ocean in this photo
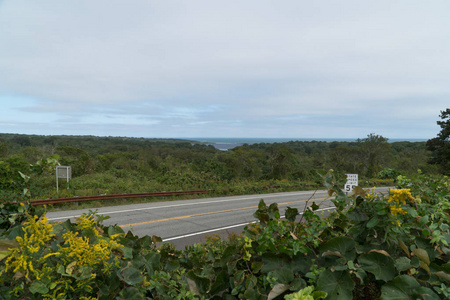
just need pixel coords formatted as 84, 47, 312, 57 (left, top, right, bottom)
186, 137, 427, 151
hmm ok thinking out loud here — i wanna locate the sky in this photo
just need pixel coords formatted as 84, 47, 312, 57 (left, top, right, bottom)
0, 0, 449, 140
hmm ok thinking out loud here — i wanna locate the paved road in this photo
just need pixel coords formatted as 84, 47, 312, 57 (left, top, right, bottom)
46, 187, 390, 249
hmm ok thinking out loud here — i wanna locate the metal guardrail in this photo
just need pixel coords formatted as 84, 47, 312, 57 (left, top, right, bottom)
18, 184, 322, 206
27, 190, 214, 206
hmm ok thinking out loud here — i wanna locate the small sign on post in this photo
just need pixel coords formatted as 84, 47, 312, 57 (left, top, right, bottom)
56, 166, 72, 195
345, 174, 358, 194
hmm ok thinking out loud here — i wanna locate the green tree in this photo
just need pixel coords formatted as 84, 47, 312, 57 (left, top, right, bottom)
427, 108, 450, 174
203, 154, 230, 180
226, 147, 264, 179
265, 145, 298, 179
18, 146, 44, 164
328, 145, 364, 174
0, 142, 8, 157
357, 133, 391, 177
55, 146, 95, 176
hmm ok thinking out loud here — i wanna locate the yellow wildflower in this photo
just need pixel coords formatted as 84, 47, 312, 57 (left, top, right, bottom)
76, 214, 95, 228
3, 214, 55, 279
388, 189, 415, 205
393, 220, 401, 227
390, 206, 406, 216
42, 252, 60, 259
366, 187, 376, 199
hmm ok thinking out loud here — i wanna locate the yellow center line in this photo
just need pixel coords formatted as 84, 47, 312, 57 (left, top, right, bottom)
119, 197, 330, 228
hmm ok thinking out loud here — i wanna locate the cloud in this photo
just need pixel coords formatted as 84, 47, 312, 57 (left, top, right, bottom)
0, 0, 449, 138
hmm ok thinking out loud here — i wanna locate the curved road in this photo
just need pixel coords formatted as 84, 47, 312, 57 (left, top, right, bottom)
46, 188, 390, 249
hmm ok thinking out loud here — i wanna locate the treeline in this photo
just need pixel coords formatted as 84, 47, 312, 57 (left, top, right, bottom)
0, 133, 438, 201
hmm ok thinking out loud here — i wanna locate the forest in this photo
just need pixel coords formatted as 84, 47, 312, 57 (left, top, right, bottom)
0, 132, 437, 203
1, 113, 448, 298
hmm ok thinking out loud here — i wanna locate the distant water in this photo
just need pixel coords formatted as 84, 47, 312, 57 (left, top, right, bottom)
192, 137, 354, 144
187, 137, 427, 151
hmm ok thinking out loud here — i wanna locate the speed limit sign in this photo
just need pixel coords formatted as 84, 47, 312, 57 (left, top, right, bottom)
345, 174, 358, 193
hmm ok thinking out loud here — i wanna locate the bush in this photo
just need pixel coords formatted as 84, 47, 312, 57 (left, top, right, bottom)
1, 172, 449, 299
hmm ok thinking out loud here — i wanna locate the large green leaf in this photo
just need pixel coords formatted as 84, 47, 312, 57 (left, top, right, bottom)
291, 254, 312, 274
221, 245, 237, 265
366, 217, 380, 228
414, 287, 440, 300
0, 238, 18, 261
380, 275, 420, 300
346, 208, 368, 222
317, 270, 354, 300
412, 248, 430, 265
144, 251, 161, 271
261, 253, 291, 273
118, 245, 133, 259
29, 281, 49, 294
268, 202, 280, 220
187, 270, 211, 295
433, 271, 450, 282
244, 288, 262, 300
285, 207, 299, 222
0, 250, 11, 261
116, 287, 145, 300
267, 284, 289, 300
381, 280, 440, 299
273, 267, 294, 284
395, 257, 411, 272
209, 270, 230, 295
358, 252, 396, 282
319, 237, 355, 261
118, 266, 144, 285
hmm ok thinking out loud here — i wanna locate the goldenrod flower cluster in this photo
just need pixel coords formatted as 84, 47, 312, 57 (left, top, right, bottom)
3, 215, 54, 278
75, 214, 98, 232
366, 187, 376, 199
388, 188, 415, 205
390, 206, 406, 217
58, 229, 122, 274
387, 189, 414, 226
1, 213, 124, 298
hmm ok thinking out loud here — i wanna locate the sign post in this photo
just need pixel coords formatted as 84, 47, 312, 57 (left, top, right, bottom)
345, 174, 358, 194
56, 166, 72, 195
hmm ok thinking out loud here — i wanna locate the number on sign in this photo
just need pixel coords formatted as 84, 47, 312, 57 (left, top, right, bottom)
345, 184, 356, 193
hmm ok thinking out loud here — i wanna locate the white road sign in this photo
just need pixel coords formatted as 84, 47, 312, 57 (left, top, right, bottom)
345, 173, 358, 193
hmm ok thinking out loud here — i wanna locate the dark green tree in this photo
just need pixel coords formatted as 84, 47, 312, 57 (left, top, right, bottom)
226, 147, 264, 179
0, 142, 8, 157
55, 146, 95, 176
265, 145, 298, 179
427, 108, 450, 174
357, 133, 391, 178
328, 145, 364, 174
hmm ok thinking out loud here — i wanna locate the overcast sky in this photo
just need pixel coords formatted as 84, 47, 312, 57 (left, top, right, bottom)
0, 1, 449, 140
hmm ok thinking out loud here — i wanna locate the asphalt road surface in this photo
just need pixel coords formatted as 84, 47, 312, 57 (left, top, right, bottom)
46, 187, 390, 249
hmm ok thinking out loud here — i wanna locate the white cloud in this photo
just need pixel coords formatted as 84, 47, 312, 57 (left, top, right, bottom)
0, 0, 449, 138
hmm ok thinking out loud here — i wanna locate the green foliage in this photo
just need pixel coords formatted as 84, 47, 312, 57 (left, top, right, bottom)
427, 108, 450, 174
0, 173, 449, 299
0, 142, 8, 157
285, 286, 327, 300
378, 168, 401, 181
0, 211, 158, 299
357, 133, 391, 178
0, 202, 44, 234
55, 146, 94, 176
0, 133, 442, 204
1, 133, 448, 299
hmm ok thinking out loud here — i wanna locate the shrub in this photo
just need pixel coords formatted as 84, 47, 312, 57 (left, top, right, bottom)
1, 172, 449, 299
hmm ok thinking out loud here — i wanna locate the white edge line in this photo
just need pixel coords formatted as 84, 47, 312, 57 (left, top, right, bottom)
47, 191, 327, 221
46, 187, 389, 221
161, 206, 336, 242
